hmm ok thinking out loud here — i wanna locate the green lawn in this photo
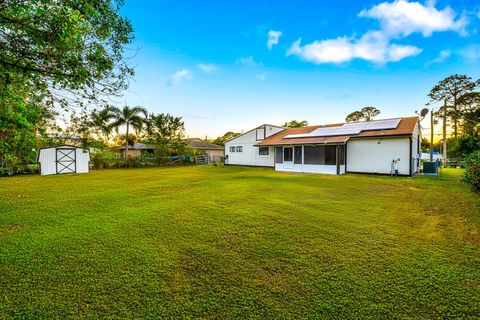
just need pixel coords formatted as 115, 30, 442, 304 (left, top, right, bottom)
0, 166, 479, 319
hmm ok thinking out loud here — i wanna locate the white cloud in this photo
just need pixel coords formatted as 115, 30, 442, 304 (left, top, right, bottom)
198, 64, 218, 73
168, 69, 192, 86
359, 0, 468, 37
286, 1, 470, 65
425, 49, 451, 66
255, 73, 267, 81
458, 44, 480, 62
235, 56, 259, 67
267, 30, 282, 50
387, 44, 423, 61
287, 31, 422, 64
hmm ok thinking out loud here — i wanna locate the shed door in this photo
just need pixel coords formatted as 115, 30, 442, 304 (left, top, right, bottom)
56, 148, 76, 174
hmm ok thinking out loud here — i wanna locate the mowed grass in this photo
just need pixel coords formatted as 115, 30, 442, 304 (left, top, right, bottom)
0, 166, 479, 319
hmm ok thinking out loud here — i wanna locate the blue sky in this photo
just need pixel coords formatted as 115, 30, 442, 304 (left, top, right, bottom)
120, 0, 480, 138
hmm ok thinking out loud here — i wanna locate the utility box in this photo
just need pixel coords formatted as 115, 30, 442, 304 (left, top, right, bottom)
423, 161, 438, 175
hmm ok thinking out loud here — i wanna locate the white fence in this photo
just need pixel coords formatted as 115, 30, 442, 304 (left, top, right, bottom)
195, 154, 222, 165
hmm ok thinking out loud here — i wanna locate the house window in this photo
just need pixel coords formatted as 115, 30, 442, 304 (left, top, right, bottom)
236, 146, 243, 152
256, 126, 265, 141
284, 147, 293, 162
229, 146, 235, 152
275, 147, 283, 163
259, 147, 269, 155
294, 146, 302, 164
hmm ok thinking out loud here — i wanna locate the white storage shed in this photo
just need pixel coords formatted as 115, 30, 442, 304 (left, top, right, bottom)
38, 145, 90, 175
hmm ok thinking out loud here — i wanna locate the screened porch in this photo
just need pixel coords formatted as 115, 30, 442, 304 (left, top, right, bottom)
273, 144, 346, 174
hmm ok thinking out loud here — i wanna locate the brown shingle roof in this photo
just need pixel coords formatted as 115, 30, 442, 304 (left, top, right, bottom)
187, 138, 223, 150
256, 117, 418, 146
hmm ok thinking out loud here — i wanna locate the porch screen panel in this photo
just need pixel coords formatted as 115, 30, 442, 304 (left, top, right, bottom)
294, 146, 302, 164
284, 148, 293, 162
338, 145, 345, 165
325, 145, 336, 165
304, 146, 325, 165
275, 147, 283, 163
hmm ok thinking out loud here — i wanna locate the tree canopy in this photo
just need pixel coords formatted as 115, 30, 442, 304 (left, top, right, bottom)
109, 105, 147, 158
0, 0, 134, 109
212, 132, 241, 146
283, 120, 308, 128
345, 107, 380, 122
144, 113, 186, 157
428, 74, 479, 138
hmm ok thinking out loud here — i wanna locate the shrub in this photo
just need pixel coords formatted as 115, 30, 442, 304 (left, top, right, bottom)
464, 151, 480, 192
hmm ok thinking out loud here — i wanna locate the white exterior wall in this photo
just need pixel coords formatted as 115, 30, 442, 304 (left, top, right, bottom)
76, 148, 90, 173
346, 137, 411, 175
225, 125, 284, 167
38, 148, 57, 175
275, 163, 345, 175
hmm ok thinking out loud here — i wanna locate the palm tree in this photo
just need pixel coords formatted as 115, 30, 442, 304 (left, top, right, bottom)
90, 106, 117, 142
109, 105, 147, 159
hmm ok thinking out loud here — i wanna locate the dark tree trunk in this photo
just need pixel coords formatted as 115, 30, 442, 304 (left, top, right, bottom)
453, 95, 458, 138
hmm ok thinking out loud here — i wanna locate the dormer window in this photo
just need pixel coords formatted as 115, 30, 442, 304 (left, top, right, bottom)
256, 125, 266, 140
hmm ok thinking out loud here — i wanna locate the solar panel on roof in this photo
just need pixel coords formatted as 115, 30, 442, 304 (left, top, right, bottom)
285, 118, 401, 139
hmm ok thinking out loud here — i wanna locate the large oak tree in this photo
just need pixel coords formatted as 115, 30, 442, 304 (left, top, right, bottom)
0, 0, 134, 108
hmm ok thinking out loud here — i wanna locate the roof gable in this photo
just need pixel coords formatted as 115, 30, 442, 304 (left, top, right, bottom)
225, 124, 285, 144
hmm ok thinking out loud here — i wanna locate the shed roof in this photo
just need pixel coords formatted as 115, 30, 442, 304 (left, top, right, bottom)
187, 139, 223, 150
255, 117, 418, 146
38, 144, 85, 150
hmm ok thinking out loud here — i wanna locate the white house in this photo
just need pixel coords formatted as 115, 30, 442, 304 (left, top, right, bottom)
225, 117, 421, 176
38, 145, 90, 175
224, 124, 285, 167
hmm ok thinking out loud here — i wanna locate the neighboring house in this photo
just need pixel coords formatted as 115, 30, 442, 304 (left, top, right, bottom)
118, 139, 224, 160
420, 152, 443, 161
224, 124, 286, 167
187, 138, 224, 161
225, 117, 421, 176
118, 143, 155, 158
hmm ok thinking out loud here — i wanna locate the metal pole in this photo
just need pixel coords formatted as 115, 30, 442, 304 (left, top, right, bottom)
443, 99, 447, 166
430, 108, 434, 162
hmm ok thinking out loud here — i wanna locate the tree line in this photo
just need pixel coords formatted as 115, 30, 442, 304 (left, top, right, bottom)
65, 105, 186, 159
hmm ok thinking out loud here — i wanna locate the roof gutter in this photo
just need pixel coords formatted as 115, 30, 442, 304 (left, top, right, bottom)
254, 141, 348, 147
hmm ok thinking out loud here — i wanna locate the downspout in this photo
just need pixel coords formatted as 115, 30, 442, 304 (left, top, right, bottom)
344, 139, 349, 173
409, 136, 413, 177
336, 145, 340, 175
